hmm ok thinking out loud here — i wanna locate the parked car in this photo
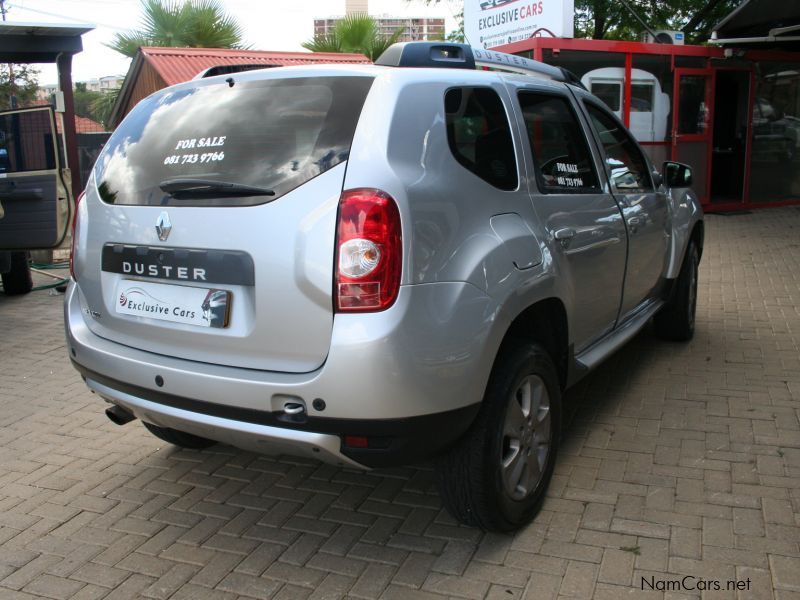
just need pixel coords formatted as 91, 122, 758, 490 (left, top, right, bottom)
65, 42, 703, 531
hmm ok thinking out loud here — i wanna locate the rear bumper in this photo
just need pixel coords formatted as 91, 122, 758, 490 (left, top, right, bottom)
65, 280, 497, 468
75, 362, 478, 468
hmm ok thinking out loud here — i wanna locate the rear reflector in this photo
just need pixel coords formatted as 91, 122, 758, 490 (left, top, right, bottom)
334, 189, 401, 312
344, 435, 369, 448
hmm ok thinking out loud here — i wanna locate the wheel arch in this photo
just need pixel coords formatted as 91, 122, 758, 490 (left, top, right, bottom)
495, 297, 569, 391
690, 219, 704, 259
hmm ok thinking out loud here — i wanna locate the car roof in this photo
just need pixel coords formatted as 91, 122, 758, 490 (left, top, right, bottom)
185, 62, 571, 96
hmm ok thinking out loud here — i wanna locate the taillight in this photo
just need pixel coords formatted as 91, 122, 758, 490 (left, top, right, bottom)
69, 191, 85, 281
335, 189, 401, 312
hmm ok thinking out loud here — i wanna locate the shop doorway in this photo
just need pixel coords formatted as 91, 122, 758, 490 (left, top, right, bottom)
711, 70, 751, 204
672, 68, 713, 203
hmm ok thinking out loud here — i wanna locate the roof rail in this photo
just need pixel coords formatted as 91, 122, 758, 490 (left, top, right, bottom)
375, 42, 585, 88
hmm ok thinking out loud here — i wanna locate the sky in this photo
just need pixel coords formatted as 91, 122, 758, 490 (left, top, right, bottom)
10, 0, 462, 85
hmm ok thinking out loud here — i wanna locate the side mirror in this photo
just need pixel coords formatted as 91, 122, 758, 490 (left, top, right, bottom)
663, 161, 692, 187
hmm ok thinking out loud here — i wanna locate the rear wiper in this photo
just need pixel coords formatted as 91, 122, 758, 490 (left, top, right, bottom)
159, 178, 275, 199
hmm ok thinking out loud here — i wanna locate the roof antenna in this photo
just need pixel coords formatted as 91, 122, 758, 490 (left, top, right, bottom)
617, 0, 666, 43
226, 77, 234, 87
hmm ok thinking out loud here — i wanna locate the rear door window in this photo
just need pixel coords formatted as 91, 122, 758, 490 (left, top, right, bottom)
518, 92, 599, 193
444, 87, 518, 191
95, 76, 374, 206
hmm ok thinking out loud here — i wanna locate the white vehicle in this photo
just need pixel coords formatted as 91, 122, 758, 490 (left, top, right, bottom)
581, 67, 671, 142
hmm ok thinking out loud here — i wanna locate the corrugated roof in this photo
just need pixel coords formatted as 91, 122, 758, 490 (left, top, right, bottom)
74, 115, 106, 133
140, 46, 371, 86
29, 99, 107, 133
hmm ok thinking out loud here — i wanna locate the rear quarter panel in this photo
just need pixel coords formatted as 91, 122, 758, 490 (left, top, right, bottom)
344, 70, 574, 394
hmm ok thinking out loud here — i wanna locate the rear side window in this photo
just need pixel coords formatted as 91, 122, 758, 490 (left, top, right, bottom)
0, 108, 57, 173
518, 92, 599, 193
585, 103, 653, 192
95, 76, 374, 206
445, 87, 517, 191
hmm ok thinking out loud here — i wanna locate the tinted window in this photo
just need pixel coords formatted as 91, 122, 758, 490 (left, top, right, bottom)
445, 87, 517, 191
519, 92, 599, 193
95, 76, 374, 206
631, 83, 654, 112
590, 82, 621, 112
0, 108, 56, 174
586, 103, 653, 192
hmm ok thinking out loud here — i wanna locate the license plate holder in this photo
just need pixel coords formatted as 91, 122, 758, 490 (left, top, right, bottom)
115, 280, 231, 328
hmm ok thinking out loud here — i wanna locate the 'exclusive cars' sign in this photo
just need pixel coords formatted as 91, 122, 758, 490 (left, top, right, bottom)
464, 0, 574, 50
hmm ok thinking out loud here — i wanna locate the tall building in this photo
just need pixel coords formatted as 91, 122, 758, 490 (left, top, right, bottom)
345, 0, 368, 13
314, 16, 446, 42
315, 0, 446, 43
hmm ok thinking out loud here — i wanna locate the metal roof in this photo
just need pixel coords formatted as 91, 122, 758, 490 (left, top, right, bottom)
0, 21, 94, 37
0, 20, 94, 62
140, 46, 371, 86
712, 0, 800, 49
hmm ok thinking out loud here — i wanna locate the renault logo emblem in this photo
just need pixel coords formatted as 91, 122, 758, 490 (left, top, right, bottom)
155, 212, 172, 241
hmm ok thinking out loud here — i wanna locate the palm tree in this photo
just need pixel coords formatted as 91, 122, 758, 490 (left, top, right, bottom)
109, 0, 245, 58
90, 87, 121, 129
302, 14, 405, 62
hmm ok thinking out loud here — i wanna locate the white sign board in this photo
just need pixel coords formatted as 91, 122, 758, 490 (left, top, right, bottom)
464, 0, 575, 50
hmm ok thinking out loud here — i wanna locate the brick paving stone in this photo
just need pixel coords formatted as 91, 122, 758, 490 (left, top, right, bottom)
598, 548, 635, 586
349, 563, 395, 599
559, 560, 599, 597
2, 210, 800, 598
22, 573, 85, 599
770, 555, 800, 592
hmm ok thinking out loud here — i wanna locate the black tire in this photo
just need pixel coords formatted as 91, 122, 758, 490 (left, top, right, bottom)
142, 422, 216, 449
435, 341, 561, 532
1, 252, 33, 295
654, 242, 699, 342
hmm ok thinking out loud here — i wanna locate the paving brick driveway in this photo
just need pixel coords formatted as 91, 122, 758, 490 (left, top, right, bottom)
1, 208, 799, 600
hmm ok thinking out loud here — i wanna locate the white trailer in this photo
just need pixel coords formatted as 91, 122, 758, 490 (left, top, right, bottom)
581, 67, 671, 142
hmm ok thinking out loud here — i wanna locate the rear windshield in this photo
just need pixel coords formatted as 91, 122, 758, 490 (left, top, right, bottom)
95, 76, 374, 206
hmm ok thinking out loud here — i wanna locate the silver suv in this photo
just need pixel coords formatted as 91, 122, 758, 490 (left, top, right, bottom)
65, 42, 703, 531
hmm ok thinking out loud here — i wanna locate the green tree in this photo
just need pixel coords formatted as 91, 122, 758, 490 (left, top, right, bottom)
0, 64, 39, 109
302, 14, 405, 62
446, 10, 465, 42
90, 87, 121, 128
575, 0, 740, 43
109, 0, 245, 58
73, 82, 105, 121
